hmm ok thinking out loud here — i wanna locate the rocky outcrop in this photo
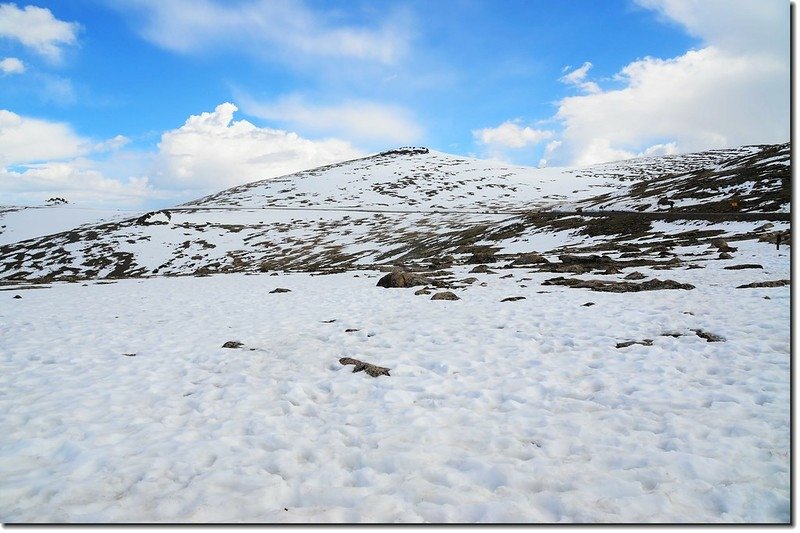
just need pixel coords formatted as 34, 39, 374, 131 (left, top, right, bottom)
376, 271, 433, 288
543, 277, 694, 292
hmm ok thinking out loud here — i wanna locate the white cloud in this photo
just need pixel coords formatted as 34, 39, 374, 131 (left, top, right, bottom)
153, 102, 364, 191
0, 109, 89, 165
0, 56, 24, 74
239, 94, 422, 147
0, 3, 79, 61
473, 121, 554, 150
94, 135, 131, 153
1, 104, 367, 208
0, 161, 157, 207
113, 0, 409, 65
545, 0, 789, 166
559, 62, 601, 94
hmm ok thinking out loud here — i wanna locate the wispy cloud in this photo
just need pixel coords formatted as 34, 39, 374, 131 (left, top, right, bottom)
0, 3, 80, 61
113, 0, 411, 65
239, 93, 422, 148
559, 62, 600, 94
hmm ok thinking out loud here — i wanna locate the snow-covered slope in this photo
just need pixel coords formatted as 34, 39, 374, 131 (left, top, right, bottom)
185, 143, 789, 213
0, 143, 789, 282
0, 205, 138, 246
0, 143, 790, 523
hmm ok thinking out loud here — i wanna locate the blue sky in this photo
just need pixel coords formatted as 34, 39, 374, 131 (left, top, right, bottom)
0, 0, 791, 208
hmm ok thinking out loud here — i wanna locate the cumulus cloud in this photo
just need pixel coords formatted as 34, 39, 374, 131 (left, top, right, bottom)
559, 62, 601, 94
153, 102, 364, 190
0, 56, 24, 74
545, 0, 789, 166
473, 121, 554, 150
113, 0, 409, 65
1, 104, 367, 207
0, 109, 89, 165
0, 161, 156, 207
0, 3, 79, 61
239, 94, 422, 148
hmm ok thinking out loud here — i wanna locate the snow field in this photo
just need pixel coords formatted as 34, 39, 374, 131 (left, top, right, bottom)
0, 239, 789, 522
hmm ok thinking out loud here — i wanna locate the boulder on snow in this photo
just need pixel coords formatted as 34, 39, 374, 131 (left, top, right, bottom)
431, 291, 460, 300
376, 271, 433, 288
624, 271, 646, 280
466, 252, 496, 264
511, 253, 549, 266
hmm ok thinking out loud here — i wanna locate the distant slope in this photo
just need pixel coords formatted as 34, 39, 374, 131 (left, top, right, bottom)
0, 143, 790, 282
0, 205, 138, 246
185, 143, 789, 214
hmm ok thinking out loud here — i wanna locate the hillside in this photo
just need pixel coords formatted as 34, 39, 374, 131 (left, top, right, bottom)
0, 143, 790, 283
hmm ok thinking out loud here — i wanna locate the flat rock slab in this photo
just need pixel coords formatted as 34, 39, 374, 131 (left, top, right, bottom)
222, 341, 244, 349
693, 329, 725, 342
270, 288, 291, 293
501, 296, 526, 302
724, 264, 763, 270
339, 357, 390, 377
736, 279, 790, 289
617, 339, 654, 349
543, 277, 694, 292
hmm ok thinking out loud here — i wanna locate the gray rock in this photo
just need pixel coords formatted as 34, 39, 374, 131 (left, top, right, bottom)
376, 271, 433, 288
431, 291, 460, 300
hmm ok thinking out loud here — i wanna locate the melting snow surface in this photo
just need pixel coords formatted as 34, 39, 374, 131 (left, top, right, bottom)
0, 238, 790, 523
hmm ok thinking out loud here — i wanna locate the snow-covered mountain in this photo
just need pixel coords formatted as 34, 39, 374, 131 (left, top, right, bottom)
0, 143, 790, 282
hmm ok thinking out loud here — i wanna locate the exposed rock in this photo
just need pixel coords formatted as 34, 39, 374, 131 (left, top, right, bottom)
758, 230, 791, 246
460, 277, 479, 285
624, 271, 646, 280
13, 294, 21, 299
339, 357, 391, 377
376, 270, 433, 288
723, 264, 763, 270
710, 239, 737, 252
270, 287, 292, 293
558, 254, 614, 266
431, 291, 460, 300
736, 279, 790, 289
414, 288, 431, 295
500, 273, 513, 279
222, 341, 244, 349
583, 302, 595, 307
718, 252, 733, 259
344, 328, 359, 333
136, 210, 172, 226
693, 329, 725, 342
501, 296, 526, 302
511, 253, 549, 266
616, 339, 653, 349
603, 266, 621, 275
469, 264, 495, 274
466, 252, 496, 264
122, 353, 136, 357
542, 276, 694, 292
